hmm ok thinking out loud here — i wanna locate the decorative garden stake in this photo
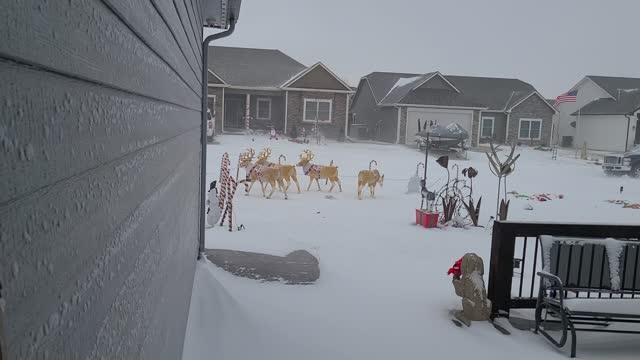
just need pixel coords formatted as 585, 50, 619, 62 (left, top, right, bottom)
486, 142, 520, 220
461, 167, 481, 226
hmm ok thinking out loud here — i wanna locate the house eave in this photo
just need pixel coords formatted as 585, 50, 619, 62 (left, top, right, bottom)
393, 103, 487, 110
282, 87, 353, 94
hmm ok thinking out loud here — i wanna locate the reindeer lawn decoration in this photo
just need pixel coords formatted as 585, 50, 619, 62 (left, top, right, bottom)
357, 160, 384, 200
255, 148, 302, 193
297, 149, 342, 192
238, 149, 288, 199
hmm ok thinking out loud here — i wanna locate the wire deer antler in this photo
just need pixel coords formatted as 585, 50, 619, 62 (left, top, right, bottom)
300, 149, 314, 161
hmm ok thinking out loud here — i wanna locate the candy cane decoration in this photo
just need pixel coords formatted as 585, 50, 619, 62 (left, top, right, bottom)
225, 178, 238, 232
416, 162, 425, 177
218, 153, 230, 212
369, 160, 377, 170
278, 154, 286, 164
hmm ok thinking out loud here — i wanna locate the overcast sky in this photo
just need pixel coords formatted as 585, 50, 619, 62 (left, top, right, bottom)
205, 0, 640, 97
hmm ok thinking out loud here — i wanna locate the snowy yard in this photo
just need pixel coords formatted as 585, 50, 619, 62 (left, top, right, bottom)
183, 135, 640, 360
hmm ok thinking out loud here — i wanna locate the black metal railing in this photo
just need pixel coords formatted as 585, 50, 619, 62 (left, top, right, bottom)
487, 221, 640, 317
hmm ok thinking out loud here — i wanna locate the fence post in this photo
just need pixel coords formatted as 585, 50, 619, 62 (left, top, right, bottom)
488, 221, 516, 317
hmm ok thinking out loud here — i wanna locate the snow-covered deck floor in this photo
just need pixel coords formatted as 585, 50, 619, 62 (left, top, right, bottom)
183, 135, 640, 360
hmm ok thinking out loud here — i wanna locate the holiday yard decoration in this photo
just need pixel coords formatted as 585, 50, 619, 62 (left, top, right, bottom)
238, 149, 288, 199
406, 162, 424, 194
214, 153, 239, 232
297, 149, 342, 192
449, 253, 492, 326
357, 160, 384, 200
255, 148, 301, 193
486, 142, 521, 220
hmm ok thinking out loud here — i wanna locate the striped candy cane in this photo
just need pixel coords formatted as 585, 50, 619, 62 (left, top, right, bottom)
219, 176, 238, 230
218, 153, 230, 212
226, 177, 238, 232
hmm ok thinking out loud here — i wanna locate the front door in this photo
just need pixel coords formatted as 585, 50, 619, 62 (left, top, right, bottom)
224, 97, 244, 130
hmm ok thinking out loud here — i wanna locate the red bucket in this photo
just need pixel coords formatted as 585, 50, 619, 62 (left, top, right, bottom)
415, 209, 439, 228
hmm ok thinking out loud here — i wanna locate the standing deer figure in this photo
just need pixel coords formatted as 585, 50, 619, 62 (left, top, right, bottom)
255, 148, 302, 193
296, 149, 342, 192
357, 160, 384, 200
238, 149, 288, 199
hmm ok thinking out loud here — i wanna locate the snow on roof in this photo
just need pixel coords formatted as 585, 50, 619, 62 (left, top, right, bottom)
383, 76, 422, 98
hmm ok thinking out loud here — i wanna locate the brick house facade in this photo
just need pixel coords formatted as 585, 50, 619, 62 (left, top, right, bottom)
286, 91, 348, 139
207, 46, 353, 140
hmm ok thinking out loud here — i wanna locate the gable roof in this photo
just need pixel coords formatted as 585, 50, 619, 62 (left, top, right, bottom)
586, 76, 640, 99
572, 90, 640, 115
207, 46, 306, 88
207, 69, 228, 85
282, 62, 352, 91
362, 71, 541, 111
504, 91, 557, 113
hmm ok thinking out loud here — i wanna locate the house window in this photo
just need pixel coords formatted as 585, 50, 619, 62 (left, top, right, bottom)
481, 117, 494, 138
256, 98, 271, 120
303, 99, 332, 123
518, 119, 542, 140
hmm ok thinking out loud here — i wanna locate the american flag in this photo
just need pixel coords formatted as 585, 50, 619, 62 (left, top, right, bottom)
554, 90, 578, 107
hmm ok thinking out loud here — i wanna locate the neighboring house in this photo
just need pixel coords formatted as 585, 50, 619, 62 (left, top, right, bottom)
350, 72, 556, 146
207, 46, 353, 139
556, 76, 640, 152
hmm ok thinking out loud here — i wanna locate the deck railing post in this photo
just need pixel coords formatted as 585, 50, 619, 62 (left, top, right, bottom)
488, 221, 516, 317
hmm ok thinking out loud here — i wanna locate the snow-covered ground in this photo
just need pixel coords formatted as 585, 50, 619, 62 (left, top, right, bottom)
183, 135, 640, 360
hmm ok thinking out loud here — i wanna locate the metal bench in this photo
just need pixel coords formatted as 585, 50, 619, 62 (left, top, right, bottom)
534, 236, 640, 358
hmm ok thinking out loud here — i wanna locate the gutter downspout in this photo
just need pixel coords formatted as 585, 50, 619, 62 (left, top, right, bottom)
199, 19, 237, 260
625, 114, 632, 152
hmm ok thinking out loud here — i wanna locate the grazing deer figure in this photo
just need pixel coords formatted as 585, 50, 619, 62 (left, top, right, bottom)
255, 148, 302, 194
357, 160, 384, 200
296, 149, 342, 192
238, 149, 288, 199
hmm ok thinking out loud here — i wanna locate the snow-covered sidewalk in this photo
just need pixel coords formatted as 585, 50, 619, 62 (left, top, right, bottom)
183, 135, 640, 360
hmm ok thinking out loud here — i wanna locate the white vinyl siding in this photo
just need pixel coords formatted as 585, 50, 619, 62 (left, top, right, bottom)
256, 98, 271, 120
481, 116, 494, 138
303, 99, 332, 123
518, 119, 542, 140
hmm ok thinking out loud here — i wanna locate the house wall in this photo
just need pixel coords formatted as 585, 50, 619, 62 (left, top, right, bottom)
1, 1, 201, 359
557, 78, 611, 146
580, 115, 637, 152
249, 94, 285, 132
287, 66, 348, 91
222, 89, 285, 131
286, 91, 348, 139
508, 95, 555, 146
350, 79, 381, 140
478, 112, 507, 145
377, 107, 400, 143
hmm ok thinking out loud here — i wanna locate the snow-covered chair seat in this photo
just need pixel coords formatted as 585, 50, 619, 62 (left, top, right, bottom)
562, 298, 640, 316
534, 235, 640, 358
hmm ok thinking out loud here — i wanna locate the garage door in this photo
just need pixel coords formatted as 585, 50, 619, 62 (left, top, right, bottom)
406, 108, 473, 145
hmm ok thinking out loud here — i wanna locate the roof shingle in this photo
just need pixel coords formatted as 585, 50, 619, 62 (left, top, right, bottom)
363, 71, 539, 111
207, 46, 306, 88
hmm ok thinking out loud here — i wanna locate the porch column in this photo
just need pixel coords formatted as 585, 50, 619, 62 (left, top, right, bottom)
245, 93, 251, 130
284, 90, 288, 135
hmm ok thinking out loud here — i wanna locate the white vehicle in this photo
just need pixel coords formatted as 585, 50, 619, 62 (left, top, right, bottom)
207, 108, 215, 141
